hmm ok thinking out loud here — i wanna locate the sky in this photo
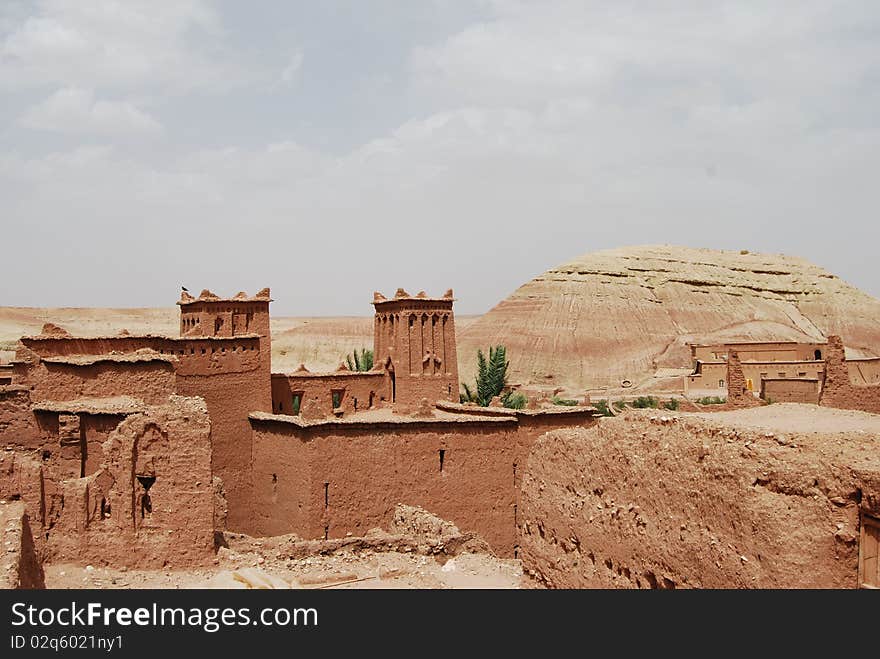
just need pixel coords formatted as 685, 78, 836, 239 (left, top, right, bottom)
1, 0, 878, 316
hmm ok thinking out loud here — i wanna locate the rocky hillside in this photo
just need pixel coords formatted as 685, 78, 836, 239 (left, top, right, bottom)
457, 245, 880, 391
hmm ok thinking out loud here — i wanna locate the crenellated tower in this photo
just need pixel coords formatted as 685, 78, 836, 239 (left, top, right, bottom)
372, 288, 458, 408
177, 288, 272, 340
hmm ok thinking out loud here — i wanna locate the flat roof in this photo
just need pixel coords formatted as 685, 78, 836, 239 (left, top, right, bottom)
435, 400, 599, 418
23, 333, 259, 341
41, 353, 177, 366
32, 396, 146, 415
272, 370, 386, 379
249, 407, 519, 429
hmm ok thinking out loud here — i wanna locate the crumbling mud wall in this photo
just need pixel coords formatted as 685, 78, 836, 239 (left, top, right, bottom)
251, 416, 520, 555
271, 371, 388, 417
0, 386, 39, 447
520, 412, 880, 588
720, 351, 763, 410
0, 501, 45, 589
46, 396, 216, 568
761, 378, 820, 404
821, 335, 880, 414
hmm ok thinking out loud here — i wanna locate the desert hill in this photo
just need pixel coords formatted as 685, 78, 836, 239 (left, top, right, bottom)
457, 245, 880, 392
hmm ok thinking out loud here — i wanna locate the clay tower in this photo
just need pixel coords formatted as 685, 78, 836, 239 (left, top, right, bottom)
372, 288, 459, 408
177, 287, 272, 342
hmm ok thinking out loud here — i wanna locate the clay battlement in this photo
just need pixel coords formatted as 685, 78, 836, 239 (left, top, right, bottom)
177, 287, 272, 305
373, 288, 455, 305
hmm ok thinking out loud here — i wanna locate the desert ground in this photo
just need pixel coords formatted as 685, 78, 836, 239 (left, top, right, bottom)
0, 307, 477, 374
44, 543, 522, 590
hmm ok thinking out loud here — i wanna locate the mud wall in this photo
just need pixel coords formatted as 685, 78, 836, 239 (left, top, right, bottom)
820, 335, 880, 414
271, 371, 388, 417
29, 362, 176, 405
0, 502, 45, 589
47, 396, 215, 568
251, 418, 520, 555
176, 368, 266, 534
761, 379, 820, 404
519, 413, 880, 588
0, 387, 39, 447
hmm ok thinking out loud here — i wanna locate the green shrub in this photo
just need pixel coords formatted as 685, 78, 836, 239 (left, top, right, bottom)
631, 396, 659, 409
594, 399, 614, 417
663, 399, 679, 411
460, 346, 510, 406
696, 396, 726, 405
613, 400, 627, 411
345, 348, 374, 372
551, 396, 579, 406
502, 391, 527, 410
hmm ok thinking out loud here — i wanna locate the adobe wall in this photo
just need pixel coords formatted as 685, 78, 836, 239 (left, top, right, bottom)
0, 386, 39, 448
251, 416, 521, 555
849, 358, 880, 385
820, 335, 880, 414
29, 361, 176, 405
519, 413, 880, 588
250, 405, 598, 557
761, 379, 820, 404
0, 501, 45, 589
47, 396, 215, 568
271, 371, 388, 416
717, 352, 762, 410
0, 450, 46, 559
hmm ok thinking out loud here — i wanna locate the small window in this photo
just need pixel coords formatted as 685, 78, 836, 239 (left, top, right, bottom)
331, 389, 344, 409
291, 392, 303, 415
798, 372, 807, 377
778, 372, 786, 378
718, 379, 725, 388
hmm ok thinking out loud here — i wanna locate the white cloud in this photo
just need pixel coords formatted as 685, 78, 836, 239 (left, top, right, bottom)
20, 87, 162, 135
278, 50, 303, 86
1, 1, 879, 312
0, 0, 232, 91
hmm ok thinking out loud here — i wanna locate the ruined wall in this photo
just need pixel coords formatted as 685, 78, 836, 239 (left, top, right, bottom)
519, 413, 880, 588
721, 352, 762, 410
849, 358, 880, 385
0, 502, 44, 589
820, 335, 880, 414
761, 378, 820, 404
251, 417, 520, 555
175, 340, 269, 533
250, 406, 598, 557
0, 451, 46, 559
27, 361, 176, 405
271, 371, 388, 417
47, 396, 215, 568
0, 386, 39, 448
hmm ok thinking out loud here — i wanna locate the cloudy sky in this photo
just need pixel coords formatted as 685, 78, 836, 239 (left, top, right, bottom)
1, 1, 878, 315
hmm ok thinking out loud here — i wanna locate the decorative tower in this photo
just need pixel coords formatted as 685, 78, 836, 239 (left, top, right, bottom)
177, 288, 271, 341
372, 288, 459, 408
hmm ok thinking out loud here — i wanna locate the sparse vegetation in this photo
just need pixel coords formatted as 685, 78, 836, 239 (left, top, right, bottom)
594, 399, 614, 416
502, 392, 527, 410
551, 396, 579, 406
696, 396, 726, 405
663, 398, 679, 411
345, 348, 374, 372
613, 400, 627, 411
631, 395, 659, 409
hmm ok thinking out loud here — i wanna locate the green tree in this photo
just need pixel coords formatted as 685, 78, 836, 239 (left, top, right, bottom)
345, 348, 374, 372
462, 345, 510, 406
